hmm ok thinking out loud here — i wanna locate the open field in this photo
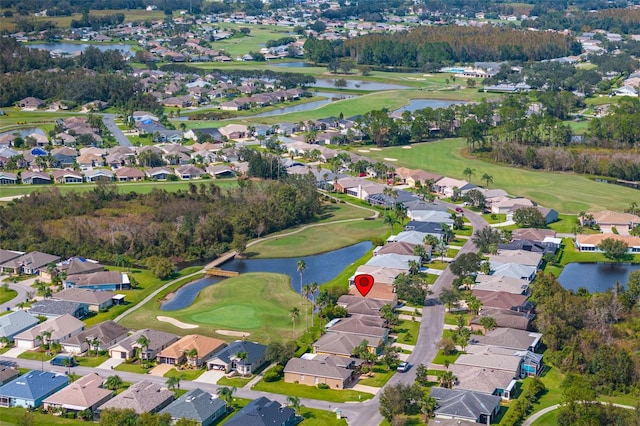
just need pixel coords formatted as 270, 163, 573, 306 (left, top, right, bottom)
0, 179, 239, 199
362, 139, 640, 213
119, 272, 304, 343
208, 23, 300, 58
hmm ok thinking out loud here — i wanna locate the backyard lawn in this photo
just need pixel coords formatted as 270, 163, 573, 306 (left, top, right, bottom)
120, 272, 304, 343
253, 377, 373, 403
363, 139, 640, 213
75, 355, 108, 368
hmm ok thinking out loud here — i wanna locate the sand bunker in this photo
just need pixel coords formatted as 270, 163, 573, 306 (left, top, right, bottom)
383, 157, 398, 161
216, 329, 250, 337
157, 316, 199, 329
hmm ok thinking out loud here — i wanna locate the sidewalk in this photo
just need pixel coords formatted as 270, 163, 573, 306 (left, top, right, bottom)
245, 363, 276, 388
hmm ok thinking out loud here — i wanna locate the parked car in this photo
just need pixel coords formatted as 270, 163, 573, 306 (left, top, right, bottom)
455, 207, 464, 213
50, 355, 76, 367
397, 362, 410, 372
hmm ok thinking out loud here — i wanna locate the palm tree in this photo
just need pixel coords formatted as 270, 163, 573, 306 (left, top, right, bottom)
136, 335, 150, 361
40, 330, 52, 350
439, 370, 457, 389
217, 386, 236, 408
289, 307, 300, 338
384, 213, 400, 232
62, 357, 73, 375
420, 395, 438, 422
309, 282, 319, 328
408, 260, 420, 276
302, 284, 311, 332
287, 396, 302, 414
0, 336, 10, 348
186, 348, 199, 366
105, 375, 123, 391
481, 173, 493, 188
296, 260, 306, 296
462, 167, 475, 183
166, 376, 181, 392
235, 351, 249, 375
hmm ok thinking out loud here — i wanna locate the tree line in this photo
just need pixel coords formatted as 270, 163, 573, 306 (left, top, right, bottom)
0, 176, 321, 265
523, 7, 640, 34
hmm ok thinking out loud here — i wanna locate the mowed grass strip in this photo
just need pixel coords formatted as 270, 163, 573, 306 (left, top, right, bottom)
362, 138, 640, 213
119, 272, 304, 344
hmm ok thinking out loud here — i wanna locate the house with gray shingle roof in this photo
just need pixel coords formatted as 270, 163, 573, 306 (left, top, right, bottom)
160, 388, 226, 426
429, 387, 501, 424
52, 288, 115, 312
96, 380, 174, 415
0, 367, 20, 386
108, 328, 178, 361
313, 332, 382, 358
470, 327, 542, 352
28, 300, 88, 319
225, 397, 298, 426
0, 311, 39, 341
13, 314, 85, 349
206, 340, 267, 375
0, 251, 60, 275
62, 321, 129, 354
284, 355, 355, 389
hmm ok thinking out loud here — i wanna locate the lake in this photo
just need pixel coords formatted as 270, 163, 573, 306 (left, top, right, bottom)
313, 78, 409, 91
557, 262, 640, 293
248, 92, 354, 117
271, 61, 316, 68
28, 43, 135, 54
394, 99, 468, 113
0, 127, 46, 138
160, 241, 372, 310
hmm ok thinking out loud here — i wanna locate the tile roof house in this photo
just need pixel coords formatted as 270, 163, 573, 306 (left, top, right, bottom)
64, 271, 130, 291
326, 316, 389, 341
175, 165, 206, 180
313, 332, 382, 358
350, 265, 404, 286
0, 310, 40, 341
471, 290, 534, 313
336, 295, 388, 318
159, 388, 227, 426
373, 241, 425, 258
473, 275, 530, 295
0, 370, 69, 408
575, 233, 640, 253
284, 355, 355, 389
115, 167, 146, 182
511, 228, 556, 242
52, 169, 83, 184
206, 340, 267, 375
583, 210, 640, 230
42, 373, 113, 412
28, 299, 88, 319
224, 396, 298, 426
96, 380, 174, 415
449, 364, 517, 400
108, 329, 179, 360
429, 387, 501, 424
470, 327, 542, 352
52, 288, 115, 312
158, 334, 226, 367
61, 321, 129, 354
470, 307, 533, 332
0, 367, 20, 386
13, 314, 85, 349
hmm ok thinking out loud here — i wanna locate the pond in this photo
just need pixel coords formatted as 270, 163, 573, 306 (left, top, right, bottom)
248, 92, 354, 117
312, 78, 410, 91
394, 99, 468, 113
160, 241, 372, 310
271, 61, 316, 68
557, 262, 640, 293
28, 43, 135, 54
0, 127, 46, 139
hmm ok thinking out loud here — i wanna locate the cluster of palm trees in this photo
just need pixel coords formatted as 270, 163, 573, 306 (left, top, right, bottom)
294, 260, 320, 336
462, 167, 494, 188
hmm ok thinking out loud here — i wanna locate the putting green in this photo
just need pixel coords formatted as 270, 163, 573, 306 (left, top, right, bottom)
191, 305, 260, 329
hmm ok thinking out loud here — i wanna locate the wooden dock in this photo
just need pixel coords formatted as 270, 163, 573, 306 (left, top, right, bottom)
205, 268, 239, 278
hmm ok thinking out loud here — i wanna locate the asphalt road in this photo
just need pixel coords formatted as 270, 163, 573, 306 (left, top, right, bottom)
347, 202, 489, 425
102, 113, 131, 147
0, 277, 37, 312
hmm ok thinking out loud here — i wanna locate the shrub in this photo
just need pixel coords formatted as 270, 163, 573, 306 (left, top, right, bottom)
263, 370, 280, 382
317, 383, 330, 389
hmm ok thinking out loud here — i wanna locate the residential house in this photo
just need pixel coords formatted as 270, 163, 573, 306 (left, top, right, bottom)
0, 251, 60, 275
43, 373, 113, 412
157, 334, 226, 367
76, 153, 104, 169
406, 170, 443, 188
224, 397, 298, 426
366, 189, 417, 209
206, 340, 267, 375
497, 239, 556, 255
511, 228, 556, 243
470, 308, 533, 332
470, 327, 542, 352
51, 147, 77, 167
510, 205, 558, 224
346, 282, 398, 304
581, 210, 640, 231
52, 170, 83, 184
61, 321, 129, 354
491, 197, 534, 215
145, 167, 173, 181
96, 380, 174, 415
218, 124, 248, 140
488, 250, 543, 268
349, 264, 405, 287
0, 370, 69, 408
84, 169, 114, 183
473, 275, 530, 295
407, 209, 453, 224
284, 355, 355, 389
108, 329, 179, 360
313, 332, 382, 358
52, 257, 105, 279
0, 172, 17, 185
0, 368, 20, 386
388, 230, 441, 245
365, 253, 421, 271
449, 364, 517, 400
64, 271, 130, 291
405, 220, 449, 235
28, 300, 88, 319
0, 249, 21, 266
0, 311, 40, 341
159, 388, 227, 426
206, 164, 236, 178
175, 165, 206, 180
21, 172, 51, 185
17, 97, 45, 110
433, 177, 476, 197
471, 290, 534, 314
13, 314, 85, 349
52, 288, 115, 312
464, 344, 544, 378
115, 167, 145, 182
326, 316, 389, 342
575, 233, 640, 253
336, 295, 388, 318
429, 387, 501, 424
488, 262, 537, 281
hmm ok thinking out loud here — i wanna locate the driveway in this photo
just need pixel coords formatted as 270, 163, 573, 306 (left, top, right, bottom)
194, 369, 225, 384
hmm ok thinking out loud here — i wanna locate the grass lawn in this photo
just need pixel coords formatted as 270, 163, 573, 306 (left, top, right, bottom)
0, 408, 85, 425
120, 272, 304, 344
362, 139, 640, 213
428, 260, 449, 270
0, 287, 17, 304
115, 362, 150, 375
252, 377, 373, 403
217, 375, 253, 388
453, 225, 473, 236
558, 239, 640, 266
214, 397, 252, 425
432, 350, 462, 365
0, 179, 238, 199
163, 367, 205, 381
18, 350, 53, 362
357, 364, 395, 387
547, 214, 578, 233
299, 407, 348, 425
530, 410, 559, 425
482, 213, 506, 224
444, 312, 472, 326
425, 273, 438, 284
393, 319, 420, 345
75, 355, 108, 368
